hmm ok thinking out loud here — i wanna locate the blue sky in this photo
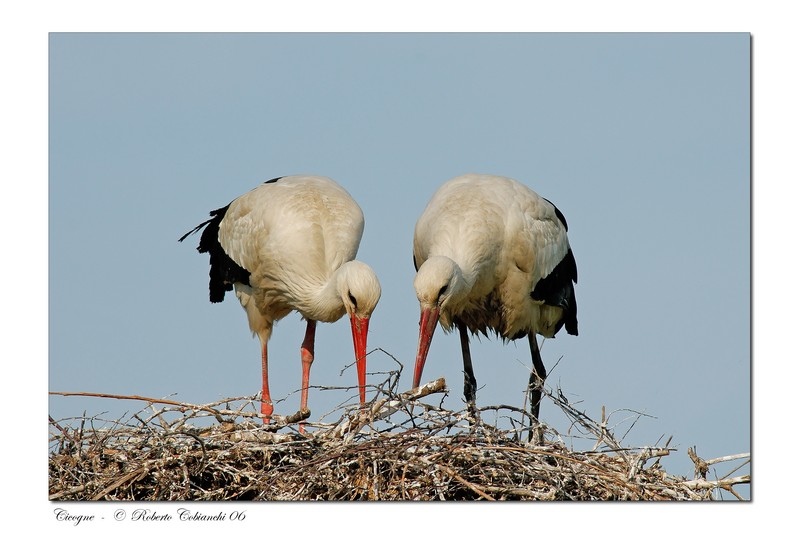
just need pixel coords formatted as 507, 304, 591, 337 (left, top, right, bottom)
48, 32, 750, 493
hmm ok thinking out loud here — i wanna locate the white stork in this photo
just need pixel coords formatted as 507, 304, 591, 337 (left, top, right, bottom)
411, 174, 577, 430
180, 175, 382, 423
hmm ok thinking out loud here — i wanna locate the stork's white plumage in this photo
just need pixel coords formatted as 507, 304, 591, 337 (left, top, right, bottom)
412, 174, 577, 432
180, 175, 381, 423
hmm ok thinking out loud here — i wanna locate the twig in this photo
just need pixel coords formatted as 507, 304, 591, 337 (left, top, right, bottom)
681, 476, 751, 492
706, 452, 750, 466
50, 391, 235, 422
687, 446, 709, 479
325, 378, 447, 439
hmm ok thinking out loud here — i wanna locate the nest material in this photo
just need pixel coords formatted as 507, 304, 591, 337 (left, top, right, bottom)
49, 352, 750, 501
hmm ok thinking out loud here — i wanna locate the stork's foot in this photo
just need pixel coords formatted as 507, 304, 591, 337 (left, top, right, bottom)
528, 422, 545, 445
463, 373, 477, 410
260, 400, 274, 425
464, 399, 481, 426
526, 378, 546, 444
526, 392, 545, 444
529, 427, 544, 446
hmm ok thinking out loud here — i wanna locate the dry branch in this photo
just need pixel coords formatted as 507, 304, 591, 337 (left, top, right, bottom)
324, 377, 447, 439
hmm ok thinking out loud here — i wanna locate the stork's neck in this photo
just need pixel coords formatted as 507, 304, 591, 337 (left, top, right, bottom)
304, 268, 348, 323
436, 252, 478, 294
455, 258, 479, 291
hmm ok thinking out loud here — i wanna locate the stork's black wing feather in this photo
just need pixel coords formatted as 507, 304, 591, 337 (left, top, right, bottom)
542, 197, 569, 232
180, 204, 251, 303
531, 247, 578, 336
530, 198, 578, 337
180, 178, 292, 303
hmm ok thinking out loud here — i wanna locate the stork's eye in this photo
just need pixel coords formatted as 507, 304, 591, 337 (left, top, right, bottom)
437, 284, 448, 300
348, 291, 358, 308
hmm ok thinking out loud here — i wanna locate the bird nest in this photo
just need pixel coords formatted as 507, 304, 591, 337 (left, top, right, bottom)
49, 352, 749, 501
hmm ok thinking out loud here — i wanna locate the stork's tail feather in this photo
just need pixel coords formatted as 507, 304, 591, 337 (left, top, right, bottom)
178, 216, 215, 243
180, 205, 251, 303
531, 247, 578, 336
561, 284, 578, 336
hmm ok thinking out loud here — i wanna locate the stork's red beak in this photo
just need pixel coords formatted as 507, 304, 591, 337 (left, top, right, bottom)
350, 315, 370, 404
413, 306, 440, 389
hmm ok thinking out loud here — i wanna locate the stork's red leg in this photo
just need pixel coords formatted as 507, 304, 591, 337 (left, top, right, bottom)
299, 319, 317, 432
261, 341, 273, 423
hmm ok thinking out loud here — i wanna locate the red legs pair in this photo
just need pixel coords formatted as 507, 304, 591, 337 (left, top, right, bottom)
260, 320, 317, 433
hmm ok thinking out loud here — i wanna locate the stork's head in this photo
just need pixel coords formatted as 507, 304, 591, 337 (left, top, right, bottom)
338, 260, 382, 318
412, 256, 467, 389
337, 260, 382, 404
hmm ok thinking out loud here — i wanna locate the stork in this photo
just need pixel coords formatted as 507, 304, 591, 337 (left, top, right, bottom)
180, 175, 382, 423
411, 174, 577, 433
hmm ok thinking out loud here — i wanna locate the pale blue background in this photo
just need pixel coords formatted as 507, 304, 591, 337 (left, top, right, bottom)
49, 33, 750, 497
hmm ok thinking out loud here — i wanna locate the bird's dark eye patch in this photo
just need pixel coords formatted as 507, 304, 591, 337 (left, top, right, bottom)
348, 291, 358, 308
438, 284, 448, 300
